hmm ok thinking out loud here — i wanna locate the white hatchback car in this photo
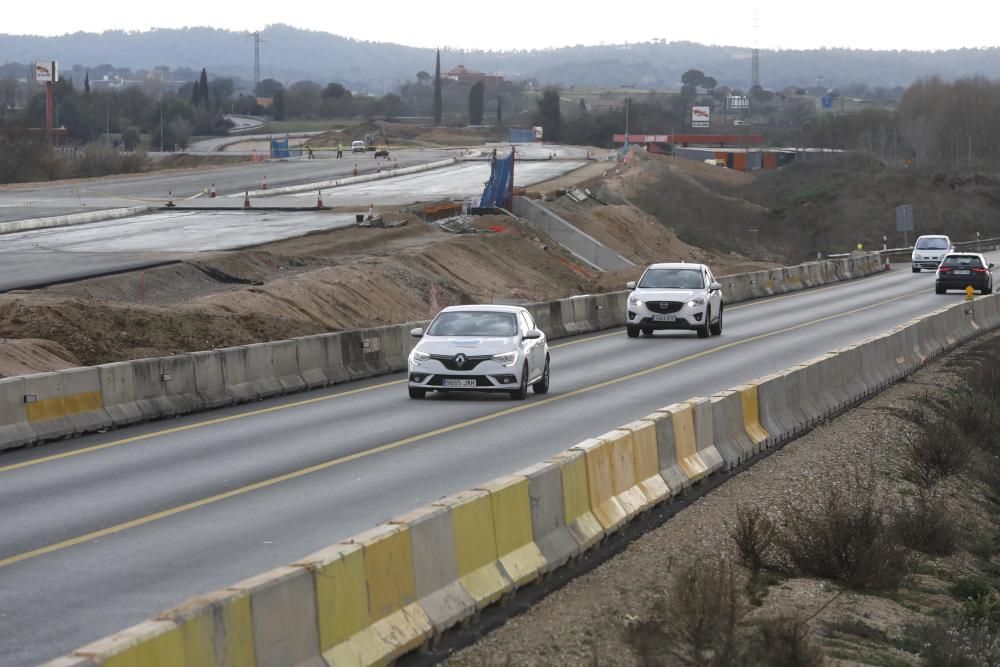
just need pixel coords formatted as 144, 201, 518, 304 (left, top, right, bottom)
626, 263, 724, 338
408, 305, 550, 400
912, 235, 954, 272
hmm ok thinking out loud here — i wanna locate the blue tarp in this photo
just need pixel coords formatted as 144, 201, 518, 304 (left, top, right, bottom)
480, 150, 515, 209
508, 128, 534, 143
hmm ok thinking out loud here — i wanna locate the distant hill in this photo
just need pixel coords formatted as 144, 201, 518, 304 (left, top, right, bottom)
2, 24, 999, 91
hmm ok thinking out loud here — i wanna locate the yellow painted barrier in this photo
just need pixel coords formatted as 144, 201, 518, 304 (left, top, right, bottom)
738, 384, 769, 449
669, 403, 710, 482
156, 589, 255, 667
621, 420, 670, 504
298, 542, 389, 666
551, 450, 604, 549
354, 524, 432, 659
435, 490, 512, 608
73, 620, 185, 667
26, 390, 102, 423
478, 475, 547, 587
574, 437, 628, 531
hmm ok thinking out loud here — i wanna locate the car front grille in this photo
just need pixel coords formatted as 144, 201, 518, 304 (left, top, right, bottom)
645, 300, 685, 314
430, 354, 492, 371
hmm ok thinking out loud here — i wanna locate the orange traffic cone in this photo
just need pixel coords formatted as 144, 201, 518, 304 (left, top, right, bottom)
353, 164, 358, 177
377, 165, 381, 174
210, 183, 217, 198
367, 203, 374, 221
243, 191, 251, 209
261, 175, 268, 190
316, 190, 323, 208
166, 191, 175, 207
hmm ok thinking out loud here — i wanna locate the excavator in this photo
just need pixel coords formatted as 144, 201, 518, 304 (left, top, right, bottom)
364, 129, 390, 158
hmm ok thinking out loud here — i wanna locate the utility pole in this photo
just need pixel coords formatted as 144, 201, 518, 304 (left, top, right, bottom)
159, 102, 164, 152
250, 31, 264, 95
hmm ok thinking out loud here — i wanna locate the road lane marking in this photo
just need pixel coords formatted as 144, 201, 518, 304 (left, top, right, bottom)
0, 268, 907, 474
0, 286, 929, 570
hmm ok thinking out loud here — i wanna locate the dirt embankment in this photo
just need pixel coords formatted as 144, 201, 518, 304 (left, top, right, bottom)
1, 154, 769, 373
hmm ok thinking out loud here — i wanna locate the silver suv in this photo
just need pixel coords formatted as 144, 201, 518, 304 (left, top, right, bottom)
626, 263, 724, 338
408, 305, 550, 400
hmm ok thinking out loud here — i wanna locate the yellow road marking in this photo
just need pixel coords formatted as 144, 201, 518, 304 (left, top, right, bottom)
0, 286, 927, 570
0, 268, 899, 474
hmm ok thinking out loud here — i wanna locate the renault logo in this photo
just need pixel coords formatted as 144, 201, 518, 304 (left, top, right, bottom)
455, 354, 467, 367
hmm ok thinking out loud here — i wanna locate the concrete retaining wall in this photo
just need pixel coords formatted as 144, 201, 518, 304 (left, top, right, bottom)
48, 291, 1000, 667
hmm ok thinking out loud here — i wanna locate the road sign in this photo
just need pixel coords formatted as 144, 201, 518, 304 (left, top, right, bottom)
895, 205, 913, 232
692, 121, 710, 128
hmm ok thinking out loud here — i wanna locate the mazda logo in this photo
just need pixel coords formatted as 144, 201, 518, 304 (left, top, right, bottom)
455, 354, 467, 367
661, 302, 670, 308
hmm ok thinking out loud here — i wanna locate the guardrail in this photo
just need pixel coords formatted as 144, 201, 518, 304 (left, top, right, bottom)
828, 236, 1000, 259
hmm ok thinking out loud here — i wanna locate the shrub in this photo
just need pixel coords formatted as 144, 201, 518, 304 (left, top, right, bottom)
893, 498, 961, 556
744, 616, 824, 667
777, 479, 909, 590
906, 620, 1000, 667
951, 576, 992, 602
624, 559, 744, 666
900, 410, 971, 493
732, 505, 776, 573
72, 143, 147, 178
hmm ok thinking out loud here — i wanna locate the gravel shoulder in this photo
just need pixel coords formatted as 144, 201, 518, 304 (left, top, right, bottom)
444, 331, 1000, 667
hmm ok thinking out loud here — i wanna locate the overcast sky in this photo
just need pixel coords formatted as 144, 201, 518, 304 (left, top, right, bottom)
5, 1, 999, 52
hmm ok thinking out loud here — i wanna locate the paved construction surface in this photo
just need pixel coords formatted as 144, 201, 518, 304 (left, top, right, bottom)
0, 160, 585, 291
1, 260, 996, 666
0, 144, 587, 223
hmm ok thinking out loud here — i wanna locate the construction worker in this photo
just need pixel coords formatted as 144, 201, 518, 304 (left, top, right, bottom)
306, 145, 314, 159
336, 141, 344, 159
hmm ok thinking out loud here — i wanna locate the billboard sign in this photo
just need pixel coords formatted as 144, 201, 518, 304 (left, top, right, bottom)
34, 61, 57, 84
691, 106, 710, 128
532, 126, 544, 140
727, 95, 749, 110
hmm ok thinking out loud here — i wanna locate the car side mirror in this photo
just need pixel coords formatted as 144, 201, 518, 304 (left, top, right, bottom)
709, 282, 722, 291
523, 329, 542, 340
626, 281, 636, 290
410, 327, 424, 338
991, 263, 996, 269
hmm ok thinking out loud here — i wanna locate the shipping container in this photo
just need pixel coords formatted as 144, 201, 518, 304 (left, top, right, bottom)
762, 152, 779, 170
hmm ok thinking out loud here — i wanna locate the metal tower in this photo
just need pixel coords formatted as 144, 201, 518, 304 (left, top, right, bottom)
253, 31, 262, 94
752, 49, 760, 88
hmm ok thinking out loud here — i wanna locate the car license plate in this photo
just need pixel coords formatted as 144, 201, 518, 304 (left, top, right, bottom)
652, 314, 676, 322
955, 270, 970, 275
443, 379, 477, 388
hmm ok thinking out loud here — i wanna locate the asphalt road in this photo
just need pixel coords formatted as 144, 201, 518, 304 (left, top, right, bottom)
0, 160, 584, 291
1, 261, 996, 666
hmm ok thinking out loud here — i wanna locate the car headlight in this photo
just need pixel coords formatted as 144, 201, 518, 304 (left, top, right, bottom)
491, 350, 519, 367
687, 297, 705, 307
628, 296, 642, 307
913, 255, 922, 260
410, 350, 430, 365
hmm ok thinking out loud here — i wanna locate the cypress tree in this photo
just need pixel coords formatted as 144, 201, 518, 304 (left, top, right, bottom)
433, 49, 442, 125
199, 68, 209, 106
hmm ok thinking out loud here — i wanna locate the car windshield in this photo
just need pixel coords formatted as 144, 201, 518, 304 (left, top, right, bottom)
427, 311, 518, 337
638, 268, 704, 289
941, 256, 982, 268
916, 238, 949, 250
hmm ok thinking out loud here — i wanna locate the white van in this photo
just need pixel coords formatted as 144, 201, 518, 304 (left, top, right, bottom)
912, 235, 954, 272
351, 140, 366, 153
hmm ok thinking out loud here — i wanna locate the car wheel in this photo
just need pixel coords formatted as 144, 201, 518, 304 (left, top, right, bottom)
510, 365, 529, 400
533, 356, 550, 395
912, 267, 920, 273
697, 308, 711, 338
936, 285, 946, 294
641, 328, 654, 336
408, 387, 426, 399
984, 285, 993, 295
626, 325, 639, 338
710, 305, 723, 336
